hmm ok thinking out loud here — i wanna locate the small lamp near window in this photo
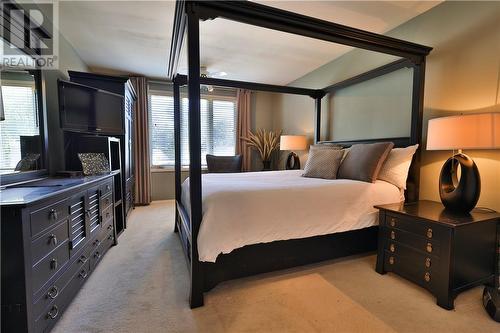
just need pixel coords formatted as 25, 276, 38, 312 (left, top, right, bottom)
280, 135, 307, 170
426, 113, 500, 213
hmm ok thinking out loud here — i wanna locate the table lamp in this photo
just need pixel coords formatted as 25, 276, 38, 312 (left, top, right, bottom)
426, 113, 500, 213
280, 135, 307, 170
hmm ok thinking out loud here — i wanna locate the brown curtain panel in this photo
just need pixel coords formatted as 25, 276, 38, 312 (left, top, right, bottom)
130, 77, 151, 205
236, 89, 252, 171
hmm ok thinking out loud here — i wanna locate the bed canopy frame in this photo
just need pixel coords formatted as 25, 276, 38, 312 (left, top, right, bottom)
168, 0, 432, 308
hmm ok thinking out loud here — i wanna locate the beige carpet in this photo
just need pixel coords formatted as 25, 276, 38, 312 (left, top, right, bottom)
53, 201, 499, 333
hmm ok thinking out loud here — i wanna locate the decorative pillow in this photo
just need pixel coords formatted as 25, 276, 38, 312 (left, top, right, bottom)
78, 153, 110, 176
378, 144, 419, 189
302, 148, 344, 179
14, 153, 40, 171
311, 143, 343, 150
337, 142, 394, 183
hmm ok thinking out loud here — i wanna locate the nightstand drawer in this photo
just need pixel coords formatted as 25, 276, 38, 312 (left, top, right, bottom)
384, 250, 437, 291
384, 241, 440, 272
386, 213, 447, 241
385, 228, 441, 257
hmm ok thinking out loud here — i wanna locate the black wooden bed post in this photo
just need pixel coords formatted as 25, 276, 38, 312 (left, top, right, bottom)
173, 77, 181, 233
186, 2, 204, 308
314, 95, 324, 143
407, 59, 427, 202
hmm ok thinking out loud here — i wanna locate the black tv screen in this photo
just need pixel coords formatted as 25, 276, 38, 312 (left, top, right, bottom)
58, 80, 124, 134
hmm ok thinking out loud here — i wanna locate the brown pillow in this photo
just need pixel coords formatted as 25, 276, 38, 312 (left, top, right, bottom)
311, 143, 343, 150
337, 142, 394, 183
302, 148, 344, 179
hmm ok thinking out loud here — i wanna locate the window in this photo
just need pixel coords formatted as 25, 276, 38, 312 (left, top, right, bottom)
0, 83, 39, 173
149, 90, 237, 167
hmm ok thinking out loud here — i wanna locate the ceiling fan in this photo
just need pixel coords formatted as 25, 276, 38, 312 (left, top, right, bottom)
200, 66, 227, 92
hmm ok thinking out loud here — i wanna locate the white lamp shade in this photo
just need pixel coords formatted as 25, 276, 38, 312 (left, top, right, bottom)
280, 135, 307, 151
427, 113, 500, 150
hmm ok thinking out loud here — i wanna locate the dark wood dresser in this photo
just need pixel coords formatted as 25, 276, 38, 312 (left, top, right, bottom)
1, 174, 118, 332
375, 200, 499, 310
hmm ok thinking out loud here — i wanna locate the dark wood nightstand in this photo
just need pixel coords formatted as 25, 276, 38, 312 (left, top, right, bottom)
375, 200, 499, 310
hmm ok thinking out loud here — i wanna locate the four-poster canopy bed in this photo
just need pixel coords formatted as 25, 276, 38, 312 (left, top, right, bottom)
167, 0, 432, 308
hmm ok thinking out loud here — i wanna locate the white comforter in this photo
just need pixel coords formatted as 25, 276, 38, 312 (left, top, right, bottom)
181, 170, 403, 262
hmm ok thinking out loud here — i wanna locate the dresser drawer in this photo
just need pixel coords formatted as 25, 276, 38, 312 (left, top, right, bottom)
386, 213, 447, 241
385, 228, 441, 257
31, 220, 69, 265
34, 259, 91, 333
32, 240, 70, 294
100, 192, 113, 210
384, 250, 437, 291
30, 199, 69, 238
101, 204, 114, 224
90, 230, 114, 270
33, 251, 90, 320
100, 180, 113, 196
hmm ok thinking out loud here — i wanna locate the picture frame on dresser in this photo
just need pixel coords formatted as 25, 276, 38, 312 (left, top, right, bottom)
0, 3, 50, 186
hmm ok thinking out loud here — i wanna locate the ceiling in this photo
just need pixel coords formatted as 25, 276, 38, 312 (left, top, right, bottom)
59, 1, 441, 85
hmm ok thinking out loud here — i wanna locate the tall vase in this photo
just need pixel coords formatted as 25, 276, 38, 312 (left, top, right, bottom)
262, 160, 272, 171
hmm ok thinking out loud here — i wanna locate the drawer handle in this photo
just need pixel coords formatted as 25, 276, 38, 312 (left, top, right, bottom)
93, 239, 101, 247
389, 217, 397, 227
50, 258, 58, 270
78, 255, 88, 264
79, 269, 88, 279
86, 209, 91, 218
426, 228, 433, 239
424, 272, 431, 282
425, 257, 432, 268
47, 286, 59, 299
105, 198, 110, 205
94, 251, 101, 260
47, 305, 59, 319
108, 234, 114, 241
390, 230, 395, 240
106, 212, 110, 219
49, 209, 58, 220
389, 244, 395, 253
106, 185, 111, 191
49, 234, 58, 246
389, 256, 395, 265
426, 243, 433, 253
107, 225, 113, 231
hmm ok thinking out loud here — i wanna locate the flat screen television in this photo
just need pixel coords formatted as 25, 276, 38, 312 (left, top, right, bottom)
58, 79, 124, 135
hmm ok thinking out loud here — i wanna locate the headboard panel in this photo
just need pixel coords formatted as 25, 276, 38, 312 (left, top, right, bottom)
318, 136, 419, 203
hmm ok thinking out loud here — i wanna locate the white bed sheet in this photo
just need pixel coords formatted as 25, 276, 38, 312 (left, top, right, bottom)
181, 170, 404, 262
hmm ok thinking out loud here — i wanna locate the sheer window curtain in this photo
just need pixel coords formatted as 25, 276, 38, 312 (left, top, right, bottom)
130, 77, 151, 205
236, 89, 252, 171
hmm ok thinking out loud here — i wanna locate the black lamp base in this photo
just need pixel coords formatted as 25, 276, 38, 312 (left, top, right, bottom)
439, 153, 481, 213
285, 152, 300, 170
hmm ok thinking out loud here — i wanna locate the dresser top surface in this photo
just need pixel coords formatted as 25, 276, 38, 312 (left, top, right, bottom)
0, 173, 116, 206
375, 200, 500, 227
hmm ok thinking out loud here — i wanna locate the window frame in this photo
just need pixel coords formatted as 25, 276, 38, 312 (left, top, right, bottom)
148, 89, 237, 168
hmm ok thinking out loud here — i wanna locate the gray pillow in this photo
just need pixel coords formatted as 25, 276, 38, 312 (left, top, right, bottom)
302, 148, 344, 179
337, 142, 394, 183
311, 143, 343, 150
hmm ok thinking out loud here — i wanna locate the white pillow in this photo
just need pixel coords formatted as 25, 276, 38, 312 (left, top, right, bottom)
378, 144, 419, 189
